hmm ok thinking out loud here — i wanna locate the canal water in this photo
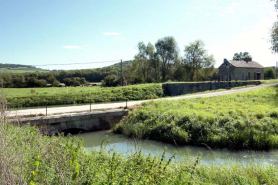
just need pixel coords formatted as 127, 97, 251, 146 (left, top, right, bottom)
75, 131, 278, 165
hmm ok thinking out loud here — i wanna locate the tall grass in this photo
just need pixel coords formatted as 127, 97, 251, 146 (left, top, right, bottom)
1, 122, 278, 184
114, 85, 278, 150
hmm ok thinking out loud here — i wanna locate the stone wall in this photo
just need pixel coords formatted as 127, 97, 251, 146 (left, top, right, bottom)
10, 109, 129, 134
162, 81, 261, 96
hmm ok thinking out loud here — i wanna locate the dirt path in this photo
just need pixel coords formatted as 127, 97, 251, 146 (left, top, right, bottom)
6, 83, 277, 117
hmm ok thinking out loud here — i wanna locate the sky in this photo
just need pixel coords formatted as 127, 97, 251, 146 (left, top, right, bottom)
0, 0, 277, 70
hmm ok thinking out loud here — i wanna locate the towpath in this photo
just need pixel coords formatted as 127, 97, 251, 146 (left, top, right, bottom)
6, 83, 277, 117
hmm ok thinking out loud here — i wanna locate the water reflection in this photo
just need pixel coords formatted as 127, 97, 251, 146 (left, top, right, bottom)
75, 131, 278, 165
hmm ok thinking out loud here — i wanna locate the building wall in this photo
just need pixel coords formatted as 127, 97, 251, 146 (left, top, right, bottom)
218, 65, 235, 81
218, 65, 264, 81
233, 68, 264, 80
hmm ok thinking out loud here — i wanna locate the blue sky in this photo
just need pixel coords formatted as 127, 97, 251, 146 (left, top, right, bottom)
0, 0, 277, 70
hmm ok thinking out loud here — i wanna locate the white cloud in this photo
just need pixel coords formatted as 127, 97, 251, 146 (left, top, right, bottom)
217, 13, 224, 17
205, 13, 211, 16
230, 2, 240, 7
257, 4, 271, 8
224, 2, 240, 14
208, 12, 277, 68
103, 32, 121, 35
63, 45, 82, 49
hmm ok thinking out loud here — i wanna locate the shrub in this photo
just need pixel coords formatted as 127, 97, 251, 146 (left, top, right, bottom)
264, 67, 276, 79
101, 74, 120, 87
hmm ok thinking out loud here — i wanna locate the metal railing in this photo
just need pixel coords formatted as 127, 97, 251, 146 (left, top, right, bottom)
6, 95, 129, 116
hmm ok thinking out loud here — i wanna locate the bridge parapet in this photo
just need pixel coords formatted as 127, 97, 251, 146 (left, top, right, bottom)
10, 109, 129, 134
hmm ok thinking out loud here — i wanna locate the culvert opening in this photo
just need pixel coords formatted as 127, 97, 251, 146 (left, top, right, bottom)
60, 128, 88, 135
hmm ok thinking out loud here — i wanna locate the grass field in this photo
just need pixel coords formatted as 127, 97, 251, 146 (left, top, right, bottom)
114, 85, 278, 150
2, 80, 277, 108
2, 84, 164, 107
1, 122, 278, 184
0, 67, 49, 74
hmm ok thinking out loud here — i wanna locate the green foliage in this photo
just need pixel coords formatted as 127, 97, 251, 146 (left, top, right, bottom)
183, 40, 215, 81
101, 74, 120, 87
4, 84, 164, 108
63, 77, 87, 86
155, 36, 179, 81
114, 85, 278, 150
1, 123, 278, 184
0, 63, 49, 74
271, 0, 278, 53
0, 60, 133, 88
233, 52, 252, 61
264, 67, 276, 79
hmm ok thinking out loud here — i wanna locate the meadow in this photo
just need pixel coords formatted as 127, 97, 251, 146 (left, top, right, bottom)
2, 84, 163, 108
1, 122, 278, 184
0, 67, 49, 74
114, 85, 278, 150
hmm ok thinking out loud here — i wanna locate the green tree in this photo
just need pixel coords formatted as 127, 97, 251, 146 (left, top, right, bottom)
183, 40, 215, 81
264, 67, 276, 79
233, 52, 252, 61
134, 42, 149, 82
155, 36, 179, 81
101, 74, 120, 87
271, 0, 278, 52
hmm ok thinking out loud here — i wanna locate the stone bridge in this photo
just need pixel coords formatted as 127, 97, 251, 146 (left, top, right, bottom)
10, 109, 129, 134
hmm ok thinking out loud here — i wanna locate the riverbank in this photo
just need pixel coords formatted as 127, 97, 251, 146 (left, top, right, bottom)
1, 123, 278, 184
113, 85, 278, 150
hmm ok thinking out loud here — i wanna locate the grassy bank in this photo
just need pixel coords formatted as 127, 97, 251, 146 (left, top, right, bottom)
3, 84, 163, 108
1, 123, 278, 184
114, 85, 278, 150
3, 80, 277, 108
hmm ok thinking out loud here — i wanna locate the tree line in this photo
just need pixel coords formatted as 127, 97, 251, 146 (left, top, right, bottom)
0, 62, 132, 88
103, 37, 217, 86
1, 37, 219, 88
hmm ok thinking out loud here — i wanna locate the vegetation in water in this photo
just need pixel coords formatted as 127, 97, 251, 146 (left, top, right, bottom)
1, 122, 278, 184
114, 85, 278, 150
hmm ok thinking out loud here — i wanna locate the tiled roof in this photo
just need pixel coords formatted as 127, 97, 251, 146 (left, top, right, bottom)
229, 60, 264, 68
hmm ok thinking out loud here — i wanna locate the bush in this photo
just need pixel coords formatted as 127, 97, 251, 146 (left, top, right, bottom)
101, 74, 120, 87
264, 67, 276, 79
52, 80, 60, 87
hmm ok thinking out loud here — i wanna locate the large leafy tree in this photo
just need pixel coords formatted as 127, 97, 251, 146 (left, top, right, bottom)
183, 40, 215, 81
271, 0, 278, 52
233, 52, 252, 61
133, 42, 156, 82
155, 36, 179, 81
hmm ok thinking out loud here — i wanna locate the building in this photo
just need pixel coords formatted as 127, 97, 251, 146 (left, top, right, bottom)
218, 60, 264, 81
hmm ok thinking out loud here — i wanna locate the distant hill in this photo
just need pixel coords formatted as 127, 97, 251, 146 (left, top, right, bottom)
109, 60, 133, 70
0, 63, 49, 74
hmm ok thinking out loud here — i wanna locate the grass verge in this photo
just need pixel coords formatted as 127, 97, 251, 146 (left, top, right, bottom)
113, 85, 278, 150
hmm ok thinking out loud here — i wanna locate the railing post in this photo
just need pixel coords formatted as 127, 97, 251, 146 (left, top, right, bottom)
46, 102, 47, 116
125, 98, 128, 109
90, 100, 91, 112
